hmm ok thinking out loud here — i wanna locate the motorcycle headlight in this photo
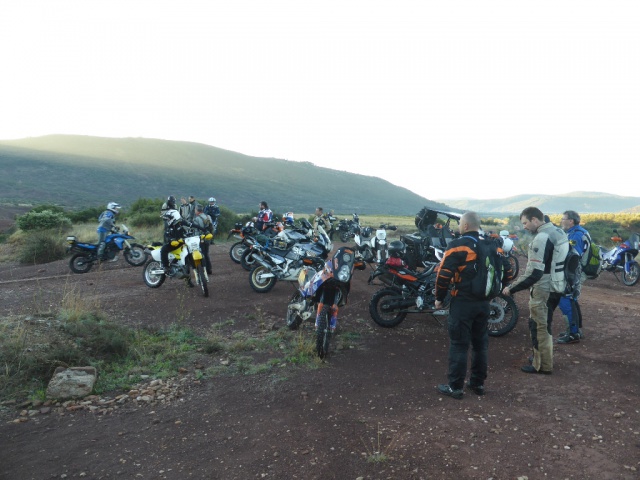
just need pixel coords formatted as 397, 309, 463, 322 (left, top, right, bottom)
336, 265, 351, 282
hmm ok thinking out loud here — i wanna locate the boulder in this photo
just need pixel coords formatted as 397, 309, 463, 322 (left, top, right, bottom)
46, 367, 97, 400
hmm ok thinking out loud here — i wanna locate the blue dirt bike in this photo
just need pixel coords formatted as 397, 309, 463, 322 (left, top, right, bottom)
600, 230, 639, 286
66, 224, 147, 274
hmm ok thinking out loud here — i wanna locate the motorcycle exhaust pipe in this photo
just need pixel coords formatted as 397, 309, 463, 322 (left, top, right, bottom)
252, 255, 275, 271
381, 298, 416, 312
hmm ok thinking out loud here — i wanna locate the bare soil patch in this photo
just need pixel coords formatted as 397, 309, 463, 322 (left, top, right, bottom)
0, 244, 639, 480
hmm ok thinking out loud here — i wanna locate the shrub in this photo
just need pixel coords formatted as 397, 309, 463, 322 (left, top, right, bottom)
16, 210, 72, 232
129, 198, 164, 215
129, 212, 163, 229
18, 230, 67, 264
30, 204, 66, 215
67, 206, 103, 224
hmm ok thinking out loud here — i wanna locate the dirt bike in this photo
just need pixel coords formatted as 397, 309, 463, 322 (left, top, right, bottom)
491, 230, 519, 279
600, 230, 639, 286
367, 256, 519, 337
247, 224, 332, 293
335, 213, 360, 242
228, 221, 256, 264
142, 229, 214, 297
240, 220, 314, 271
286, 246, 366, 358
66, 224, 147, 274
353, 223, 397, 264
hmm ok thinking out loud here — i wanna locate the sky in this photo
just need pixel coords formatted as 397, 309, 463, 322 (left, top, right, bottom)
1, 1, 639, 200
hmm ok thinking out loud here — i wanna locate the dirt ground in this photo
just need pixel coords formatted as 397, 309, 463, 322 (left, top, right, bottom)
0, 241, 639, 480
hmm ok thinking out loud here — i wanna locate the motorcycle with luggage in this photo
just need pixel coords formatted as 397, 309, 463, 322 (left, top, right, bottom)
66, 224, 147, 274
142, 228, 214, 297
335, 213, 360, 242
285, 246, 366, 358
600, 230, 639, 286
353, 223, 397, 265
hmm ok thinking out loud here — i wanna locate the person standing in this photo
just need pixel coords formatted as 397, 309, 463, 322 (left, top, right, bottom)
313, 207, 326, 236
435, 211, 512, 399
557, 210, 590, 342
192, 203, 213, 276
503, 207, 569, 374
96, 202, 121, 260
203, 197, 221, 240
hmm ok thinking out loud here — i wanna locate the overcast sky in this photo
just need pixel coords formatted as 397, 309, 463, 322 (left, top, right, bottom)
1, 1, 638, 200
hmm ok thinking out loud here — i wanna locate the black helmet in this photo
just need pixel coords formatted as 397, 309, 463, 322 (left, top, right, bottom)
388, 240, 406, 258
167, 195, 176, 209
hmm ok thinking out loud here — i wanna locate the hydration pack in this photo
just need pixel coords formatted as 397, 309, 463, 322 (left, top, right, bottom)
462, 236, 504, 300
581, 232, 602, 279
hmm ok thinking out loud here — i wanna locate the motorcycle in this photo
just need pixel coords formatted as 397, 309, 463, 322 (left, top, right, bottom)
66, 224, 147, 274
335, 213, 360, 243
493, 230, 519, 279
247, 224, 333, 293
142, 229, 214, 297
367, 248, 519, 337
600, 230, 639, 286
240, 220, 314, 271
229, 221, 257, 264
401, 208, 461, 270
353, 223, 397, 264
285, 246, 366, 358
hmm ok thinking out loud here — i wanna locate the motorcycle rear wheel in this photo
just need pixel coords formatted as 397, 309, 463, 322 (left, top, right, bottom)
143, 260, 166, 288
195, 263, 209, 297
622, 262, 639, 286
240, 249, 257, 271
249, 265, 277, 293
124, 243, 148, 267
286, 292, 304, 330
339, 231, 351, 243
229, 241, 246, 264
487, 293, 519, 337
369, 288, 408, 328
315, 305, 332, 359
69, 253, 94, 274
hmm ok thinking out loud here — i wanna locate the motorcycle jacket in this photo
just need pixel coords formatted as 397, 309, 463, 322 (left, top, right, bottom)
510, 222, 568, 294
97, 210, 116, 234
203, 203, 220, 222
256, 208, 273, 231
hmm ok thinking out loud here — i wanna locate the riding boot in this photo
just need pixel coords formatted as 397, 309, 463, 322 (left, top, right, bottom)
97, 242, 107, 261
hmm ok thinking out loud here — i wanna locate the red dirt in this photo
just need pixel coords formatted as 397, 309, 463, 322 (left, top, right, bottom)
1, 243, 639, 480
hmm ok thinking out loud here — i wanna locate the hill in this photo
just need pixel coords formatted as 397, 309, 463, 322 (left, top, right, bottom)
442, 192, 640, 215
0, 135, 452, 215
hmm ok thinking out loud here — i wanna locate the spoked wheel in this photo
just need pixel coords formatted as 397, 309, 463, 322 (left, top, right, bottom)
124, 243, 148, 266
143, 260, 166, 288
195, 263, 209, 297
487, 293, 519, 337
622, 261, 639, 286
229, 242, 246, 264
249, 265, 277, 293
240, 248, 257, 271
339, 231, 351, 243
315, 305, 332, 359
286, 292, 304, 330
508, 254, 520, 279
69, 253, 94, 274
369, 288, 408, 328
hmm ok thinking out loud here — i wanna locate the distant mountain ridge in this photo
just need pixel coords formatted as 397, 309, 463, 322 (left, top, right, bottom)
0, 135, 452, 215
442, 192, 640, 215
1, 135, 638, 215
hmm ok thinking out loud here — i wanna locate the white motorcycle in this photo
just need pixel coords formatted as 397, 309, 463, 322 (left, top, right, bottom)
353, 223, 397, 264
142, 229, 214, 297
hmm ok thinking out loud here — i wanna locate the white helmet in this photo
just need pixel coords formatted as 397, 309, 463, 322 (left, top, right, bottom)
208, 197, 216, 203
107, 202, 121, 213
162, 209, 181, 226
499, 230, 510, 239
502, 236, 514, 254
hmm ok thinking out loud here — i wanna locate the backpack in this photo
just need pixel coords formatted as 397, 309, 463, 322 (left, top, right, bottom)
462, 236, 504, 300
557, 246, 582, 294
581, 232, 602, 279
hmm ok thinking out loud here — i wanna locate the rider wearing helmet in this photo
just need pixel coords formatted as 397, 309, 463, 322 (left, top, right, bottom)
97, 202, 121, 260
203, 197, 220, 242
160, 206, 187, 274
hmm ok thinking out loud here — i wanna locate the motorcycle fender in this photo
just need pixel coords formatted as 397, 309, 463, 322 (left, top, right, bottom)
192, 251, 203, 261
149, 249, 162, 261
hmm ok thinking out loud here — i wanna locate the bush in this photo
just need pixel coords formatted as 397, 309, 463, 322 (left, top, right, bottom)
129, 212, 163, 229
18, 230, 67, 264
16, 210, 72, 232
67, 206, 103, 224
129, 198, 164, 216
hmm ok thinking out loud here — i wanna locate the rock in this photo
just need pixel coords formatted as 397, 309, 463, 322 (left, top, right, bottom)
46, 367, 97, 400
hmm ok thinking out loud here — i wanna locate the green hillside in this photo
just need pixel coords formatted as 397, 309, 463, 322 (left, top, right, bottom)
0, 135, 451, 215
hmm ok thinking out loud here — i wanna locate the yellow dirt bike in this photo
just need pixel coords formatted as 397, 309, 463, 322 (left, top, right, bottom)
142, 229, 213, 297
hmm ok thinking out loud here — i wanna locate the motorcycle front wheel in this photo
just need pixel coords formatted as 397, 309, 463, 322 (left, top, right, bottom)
508, 254, 520, 279
124, 243, 148, 267
315, 305, 332, 359
249, 265, 277, 293
286, 292, 304, 330
195, 263, 209, 297
339, 231, 351, 243
143, 260, 166, 288
487, 293, 519, 337
369, 288, 408, 328
229, 241, 246, 264
622, 261, 640, 286
69, 253, 93, 274
240, 249, 257, 271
